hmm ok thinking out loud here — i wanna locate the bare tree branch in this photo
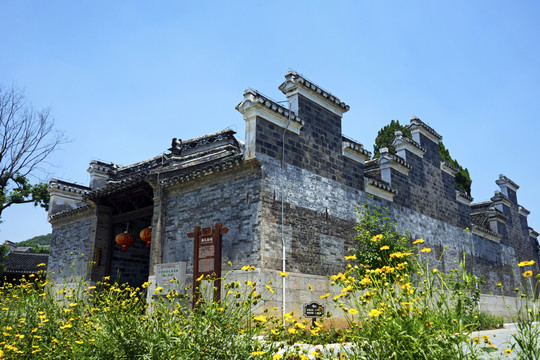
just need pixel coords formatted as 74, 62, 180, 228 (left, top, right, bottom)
0, 85, 67, 218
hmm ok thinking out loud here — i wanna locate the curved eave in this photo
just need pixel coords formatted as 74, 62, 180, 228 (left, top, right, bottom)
48, 204, 94, 223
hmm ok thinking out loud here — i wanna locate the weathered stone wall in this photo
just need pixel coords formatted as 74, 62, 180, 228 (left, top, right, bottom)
499, 201, 536, 260
389, 204, 540, 296
49, 214, 95, 280
160, 162, 264, 276
254, 129, 538, 298
390, 143, 470, 229
254, 96, 365, 191
256, 153, 363, 276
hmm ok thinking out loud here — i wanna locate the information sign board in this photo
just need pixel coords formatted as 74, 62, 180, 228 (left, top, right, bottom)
155, 262, 187, 287
303, 302, 325, 318
188, 222, 229, 306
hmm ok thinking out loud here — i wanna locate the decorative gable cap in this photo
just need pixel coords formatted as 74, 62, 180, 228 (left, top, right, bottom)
279, 71, 350, 116
496, 174, 519, 191
236, 88, 304, 126
407, 116, 442, 144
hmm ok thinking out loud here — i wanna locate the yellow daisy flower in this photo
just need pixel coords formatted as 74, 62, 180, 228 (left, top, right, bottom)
368, 308, 382, 317
372, 234, 383, 242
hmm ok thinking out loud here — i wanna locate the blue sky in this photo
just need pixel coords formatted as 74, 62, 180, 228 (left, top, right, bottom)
1, 1, 539, 243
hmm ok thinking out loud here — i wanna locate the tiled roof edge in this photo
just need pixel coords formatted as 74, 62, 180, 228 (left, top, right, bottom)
496, 174, 520, 190
408, 116, 442, 140
279, 71, 350, 111
83, 175, 147, 201
387, 153, 411, 170
48, 204, 94, 222
342, 135, 371, 158
365, 175, 398, 194
393, 132, 426, 153
49, 179, 91, 194
456, 190, 473, 202
471, 224, 502, 241
441, 160, 459, 173
236, 88, 304, 125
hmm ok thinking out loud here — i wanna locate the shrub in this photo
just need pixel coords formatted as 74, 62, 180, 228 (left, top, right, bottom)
351, 201, 412, 279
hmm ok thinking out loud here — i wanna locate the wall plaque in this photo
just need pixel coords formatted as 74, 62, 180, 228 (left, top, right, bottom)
155, 262, 187, 288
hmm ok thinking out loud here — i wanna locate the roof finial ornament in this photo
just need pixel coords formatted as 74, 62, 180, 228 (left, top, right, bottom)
170, 138, 183, 155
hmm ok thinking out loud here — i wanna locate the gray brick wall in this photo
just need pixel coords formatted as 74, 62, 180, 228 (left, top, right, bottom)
255, 149, 539, 296
49, 215, 95, 280
249, 91, 538, 296
161, 166, 263, 275
254, 95, 365, 191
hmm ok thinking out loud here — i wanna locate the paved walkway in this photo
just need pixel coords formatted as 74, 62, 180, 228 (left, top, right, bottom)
471, 323, 519, 359
272, 323, 531, 359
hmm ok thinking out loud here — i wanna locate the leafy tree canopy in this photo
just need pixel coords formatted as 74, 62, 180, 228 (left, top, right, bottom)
438, 142, 472, 195
17, 233, 51, 253
17, 233, 51, 247
373, 120, 472, 195
373, 120, 411, 158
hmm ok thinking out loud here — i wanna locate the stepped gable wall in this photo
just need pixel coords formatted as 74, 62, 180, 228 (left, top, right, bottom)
47, 71, 539, 297
243, 72, 538, 295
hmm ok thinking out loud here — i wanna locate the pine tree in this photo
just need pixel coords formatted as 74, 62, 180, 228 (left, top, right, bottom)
373, 121, 472, 196
373, 120, 411, 157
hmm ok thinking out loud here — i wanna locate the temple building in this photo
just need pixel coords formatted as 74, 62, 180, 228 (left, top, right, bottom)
47, 71, 539, 315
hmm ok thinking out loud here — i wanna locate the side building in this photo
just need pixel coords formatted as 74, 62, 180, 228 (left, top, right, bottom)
48, 71, 539, 315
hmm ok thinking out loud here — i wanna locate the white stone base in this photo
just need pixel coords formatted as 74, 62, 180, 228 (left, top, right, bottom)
479, 293, 538, 321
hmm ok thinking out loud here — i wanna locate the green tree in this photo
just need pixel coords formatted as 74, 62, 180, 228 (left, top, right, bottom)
373, 121, 472, 196
30, 245, 49, 254
17, 233, 51, 247
438, 142, 472, 195
0, 86, 66, 219
373, 119, 411, 158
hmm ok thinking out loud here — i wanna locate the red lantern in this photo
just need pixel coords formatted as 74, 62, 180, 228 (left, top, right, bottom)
115, 231, 135, 251
140, 227, 152, 248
